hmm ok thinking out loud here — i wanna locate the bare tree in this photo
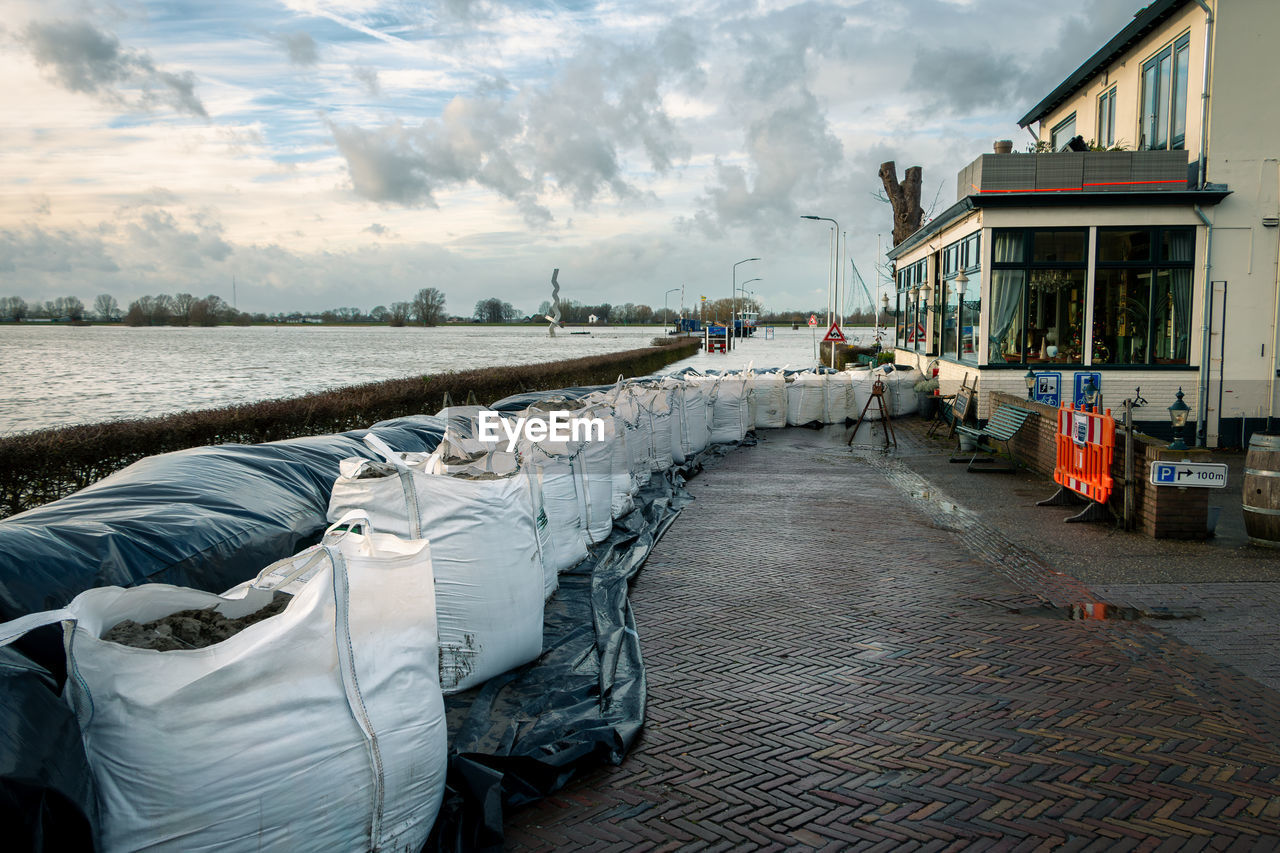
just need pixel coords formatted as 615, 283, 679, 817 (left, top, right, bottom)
411, 287, 446, 326
0, 296, 28, 321
93, 294, 119, 321
879, 161, 923, 246
388, 302, 412, 327
173, 293, 196, 325
473, 297, 516, 323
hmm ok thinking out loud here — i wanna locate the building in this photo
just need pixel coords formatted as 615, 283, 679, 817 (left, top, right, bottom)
887, 0, 1279, 447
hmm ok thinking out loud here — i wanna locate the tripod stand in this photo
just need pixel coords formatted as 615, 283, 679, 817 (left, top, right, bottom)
847, 378, 896, 448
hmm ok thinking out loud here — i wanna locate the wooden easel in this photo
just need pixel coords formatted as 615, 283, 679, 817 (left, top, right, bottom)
848, 378, 897, 448
927, 373, 973, 439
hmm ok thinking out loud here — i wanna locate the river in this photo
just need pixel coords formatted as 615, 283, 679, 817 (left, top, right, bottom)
0, 323, 878, 435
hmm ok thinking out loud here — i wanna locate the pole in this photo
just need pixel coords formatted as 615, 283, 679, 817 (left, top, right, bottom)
800, 216, 841, 368
732, 257, 761, 352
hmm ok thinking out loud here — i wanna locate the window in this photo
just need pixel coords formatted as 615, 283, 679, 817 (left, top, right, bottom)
990, 229, 1088, 366
1051, 113, 1077, 151
1097, 86, 1116, 147
894, 259, 928, 351
1093, 227, 1194, 365
940, 232, 982, 363
1141, 34, 1191, 150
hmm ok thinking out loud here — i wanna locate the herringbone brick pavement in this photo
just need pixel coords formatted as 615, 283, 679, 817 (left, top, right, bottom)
503, 429, 1280, 851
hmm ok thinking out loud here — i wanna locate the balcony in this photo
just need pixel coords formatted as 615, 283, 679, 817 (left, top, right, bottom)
957, 150, 1191, 197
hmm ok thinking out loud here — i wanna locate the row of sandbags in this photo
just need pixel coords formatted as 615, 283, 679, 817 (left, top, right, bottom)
0, 366, 922, 852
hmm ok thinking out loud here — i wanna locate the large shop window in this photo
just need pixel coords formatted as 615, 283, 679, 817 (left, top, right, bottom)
989, 229, 1087, 365
1093, 227, 1193, 365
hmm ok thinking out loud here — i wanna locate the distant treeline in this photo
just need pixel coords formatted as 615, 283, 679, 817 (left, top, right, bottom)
1, 291, 883, 328
0, 336, 700, 519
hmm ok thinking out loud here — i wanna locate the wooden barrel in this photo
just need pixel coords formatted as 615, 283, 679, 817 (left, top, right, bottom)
1243, 433, 1280, 546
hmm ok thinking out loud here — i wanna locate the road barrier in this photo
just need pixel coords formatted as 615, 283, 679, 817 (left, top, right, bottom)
1037, 402, 1116, 522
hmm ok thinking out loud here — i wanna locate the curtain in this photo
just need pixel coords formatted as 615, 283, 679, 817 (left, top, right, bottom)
1167, 229, 1193, 359
988, 271, 1025, 363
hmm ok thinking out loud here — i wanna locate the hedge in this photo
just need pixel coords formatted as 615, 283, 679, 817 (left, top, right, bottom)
0, 338, 700, 519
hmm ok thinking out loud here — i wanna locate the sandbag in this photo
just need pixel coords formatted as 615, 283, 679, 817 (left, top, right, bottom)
582, 394, 637, 518
672, 381, 710, 457
786, 372, 826, 425
328, 439, 545, 692
657, 379, 687, 465
606, 386, 653, 489
0, 516, 448, 853
823, 372, 854, 423
520, 403, 615, 545
749, 372, 787, 429
631, 385, 674, 472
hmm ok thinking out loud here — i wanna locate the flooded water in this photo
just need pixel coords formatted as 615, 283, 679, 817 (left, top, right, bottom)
0, 323, 878, 435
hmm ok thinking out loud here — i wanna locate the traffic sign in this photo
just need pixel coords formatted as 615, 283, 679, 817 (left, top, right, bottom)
1149, 461, 1229, 488
808, 314, 817, 327
822, 321, 847, 343
1073, 372, 1102, 408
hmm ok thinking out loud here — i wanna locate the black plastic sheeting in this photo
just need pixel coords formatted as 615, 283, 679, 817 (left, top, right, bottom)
0, 648, 96, 851
427, 467, 694, 852
0, 416, 446, 622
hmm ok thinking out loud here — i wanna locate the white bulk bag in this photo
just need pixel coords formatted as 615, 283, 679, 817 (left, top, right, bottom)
0, 516, 447, 853
658, 379, 687, 465
749, 372, 788, 429
674, 381, 710, 457
632, 385, 674, 472
786, 372, 826, 425
823, 372, 854, 423
584, 393, 637, 517
521, 403, 614, 545
690, 374, 748, 445
608, 385, 653, 488
329, 437, 545, 693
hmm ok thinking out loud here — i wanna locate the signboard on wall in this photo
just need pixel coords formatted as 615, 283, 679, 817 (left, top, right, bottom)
1032, 372, 1061, 407
1073, 372, 1102, 408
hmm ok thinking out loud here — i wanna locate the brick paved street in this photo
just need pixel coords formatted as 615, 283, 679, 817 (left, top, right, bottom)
504, 426, 1280, 851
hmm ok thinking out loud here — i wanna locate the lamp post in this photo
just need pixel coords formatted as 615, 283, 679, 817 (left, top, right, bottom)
880, 292, 890, 352
664, 287, 679, 331
732, 257, 761, 351
1024, 367, 1036, 401
800, 215, 840, 333
954, 271, 968, 356
1168, 387, 1190, 450
921, 280, 934, 356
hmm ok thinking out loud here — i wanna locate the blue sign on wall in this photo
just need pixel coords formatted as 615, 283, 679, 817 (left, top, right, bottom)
1032, 372, 1061, 407
1073, 372, 1102, 408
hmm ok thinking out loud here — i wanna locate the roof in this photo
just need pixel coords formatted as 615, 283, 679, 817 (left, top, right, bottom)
886, 186, 1230, 261
1018, 0, 1190, 128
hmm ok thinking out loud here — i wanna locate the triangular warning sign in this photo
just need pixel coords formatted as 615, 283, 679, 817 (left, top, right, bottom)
822, 321, 846, 343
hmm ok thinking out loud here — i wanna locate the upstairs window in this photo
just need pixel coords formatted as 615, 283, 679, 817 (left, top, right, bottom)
1050, 113, 1077, 151
1141, 34, 1191, 151
1097, 86, 1117, 147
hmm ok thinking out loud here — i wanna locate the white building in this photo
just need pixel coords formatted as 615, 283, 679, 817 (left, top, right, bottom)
887, 0, 1279, 447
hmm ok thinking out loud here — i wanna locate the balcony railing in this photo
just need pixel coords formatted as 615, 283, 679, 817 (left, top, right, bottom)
957, 150, 1191, 197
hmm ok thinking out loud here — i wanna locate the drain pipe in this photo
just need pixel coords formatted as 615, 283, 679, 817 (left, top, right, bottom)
1190, 0, 1214, 190
1195, 204, 1214, 446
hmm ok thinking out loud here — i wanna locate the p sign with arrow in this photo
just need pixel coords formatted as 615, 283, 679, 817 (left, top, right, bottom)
1149, 461, 1228, 488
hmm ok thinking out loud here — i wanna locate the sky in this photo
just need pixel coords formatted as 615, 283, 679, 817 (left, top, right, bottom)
0, 0, 1148, 318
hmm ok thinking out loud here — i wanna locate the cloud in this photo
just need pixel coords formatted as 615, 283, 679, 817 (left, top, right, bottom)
277, 31, 319, 66
364, 222, 388, 235
21, 19, 207, 117
352, 65, 380, 96
905, 45, 1023, 115
327, 20, 702, 225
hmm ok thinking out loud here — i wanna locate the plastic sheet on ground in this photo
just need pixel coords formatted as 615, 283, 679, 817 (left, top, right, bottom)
425, 465, 696, 853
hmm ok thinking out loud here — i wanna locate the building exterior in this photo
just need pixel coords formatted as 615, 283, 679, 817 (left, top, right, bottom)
886, 0, 1279, 447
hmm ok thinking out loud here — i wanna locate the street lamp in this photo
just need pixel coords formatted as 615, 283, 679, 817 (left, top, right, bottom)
1024, 367, 1036, 401
732, 257, 761, 351
800, 215, 841, 333
664, 287, 679, 331
1168, 387, 1190, 450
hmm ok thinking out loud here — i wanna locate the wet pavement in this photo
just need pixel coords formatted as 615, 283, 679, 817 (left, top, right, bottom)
504, 419, 1280, 851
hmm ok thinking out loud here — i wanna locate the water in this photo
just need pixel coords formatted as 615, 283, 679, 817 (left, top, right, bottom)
0, 323, 878, 435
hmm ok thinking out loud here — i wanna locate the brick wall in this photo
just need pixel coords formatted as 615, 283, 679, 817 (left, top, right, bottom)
990, 391, 1209, 539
